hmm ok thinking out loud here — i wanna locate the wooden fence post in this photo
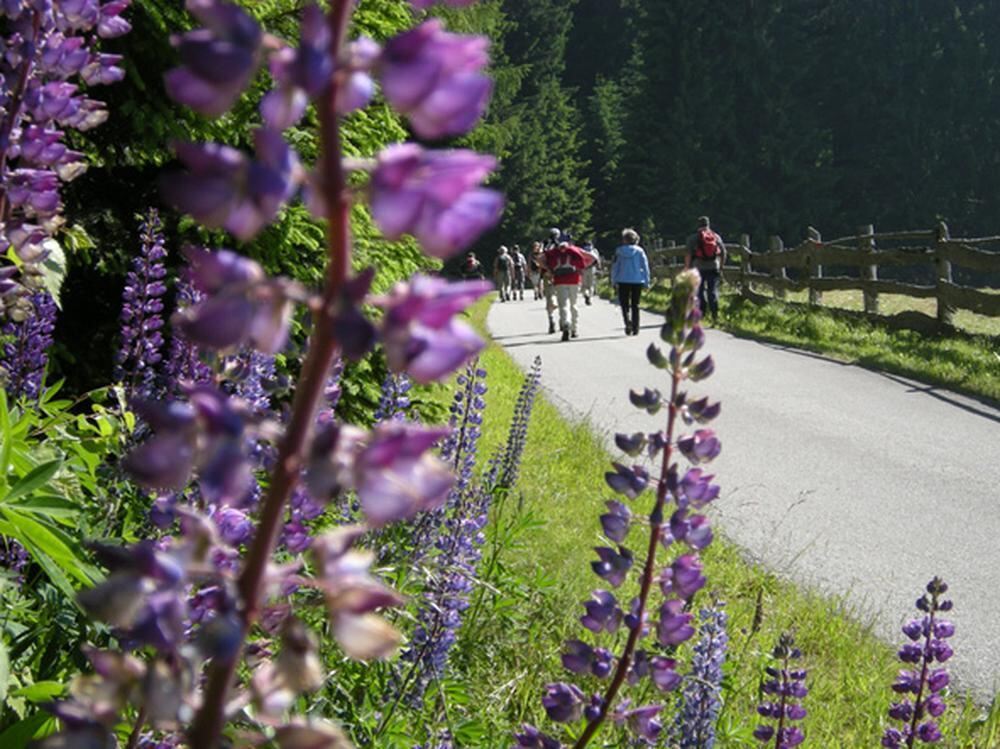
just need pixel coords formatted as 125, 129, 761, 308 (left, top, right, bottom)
768, 235, 787, 299
739, 233, 750, 298
807, 226, 822, 307
859, 223, 878, 315
934, 221, 955, 327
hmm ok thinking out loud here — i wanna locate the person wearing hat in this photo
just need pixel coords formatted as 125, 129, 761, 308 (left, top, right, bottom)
685, 216, 727, 323
540, 227, 563, 333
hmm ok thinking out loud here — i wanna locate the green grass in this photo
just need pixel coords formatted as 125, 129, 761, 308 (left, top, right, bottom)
631, 280, 1000, 403
435, 296, 1000, 748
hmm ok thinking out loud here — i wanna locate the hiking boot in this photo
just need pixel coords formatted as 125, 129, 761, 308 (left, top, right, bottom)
571, 329, 578, 338
561, 328, 570, 342
548, 320, 556, 334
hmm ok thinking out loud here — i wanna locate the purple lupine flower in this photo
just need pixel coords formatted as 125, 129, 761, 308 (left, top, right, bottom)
165, 276, 214, 390
116, 209, 168, 399
675, 604, 728, 748
1, 291, 57, 401
395, 363, 488, 701
501, 355, 542, 483
882, 577, 954, 748
374, 371, 412, 423
0, 536, 30, 583
513, 725, 563, 749
754, 633, 807, 749
599, 500, 631, 542
376, 273, 491, 383
580, 589, 623, 634
543, 682, 585, 723
677, 429, 721, 465
369, 143, 503, 258
0, 1, 129, 304
171, 246, 294, 354
164, 0, 263, 117
259, 3, 332, 129
379, 20, 491, 140
162, 131, 300, 241
124, 385, 253, 505
307, 421, 453, 526
525, 271, 718, 749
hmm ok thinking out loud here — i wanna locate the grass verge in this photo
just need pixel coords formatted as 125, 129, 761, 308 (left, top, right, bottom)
627, 280, 1000, 404
441, 296, 1000, 748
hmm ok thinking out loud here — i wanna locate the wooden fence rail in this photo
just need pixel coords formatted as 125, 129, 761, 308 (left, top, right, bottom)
648, 222, 1000, 326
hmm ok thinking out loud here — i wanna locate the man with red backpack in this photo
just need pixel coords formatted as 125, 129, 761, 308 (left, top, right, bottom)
685, 215, 727, 323
544, 238, 595, 341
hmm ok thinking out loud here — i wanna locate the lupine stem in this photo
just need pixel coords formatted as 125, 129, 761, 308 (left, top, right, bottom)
773, 654, 788, 749
907, 593, 939, 748
571, 365, 683, 749
187, 3, 355, 747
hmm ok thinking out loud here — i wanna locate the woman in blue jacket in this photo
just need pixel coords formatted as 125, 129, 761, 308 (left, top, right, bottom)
611, 228, 650, 335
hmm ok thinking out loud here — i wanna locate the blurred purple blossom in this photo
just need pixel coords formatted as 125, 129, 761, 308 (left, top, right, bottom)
380, 20, 491, 139
161, 130, 299, 241
171, 246, 293, 354
376, 273, 491, 383
370, 143, 503, 258
164, 0, 263, 116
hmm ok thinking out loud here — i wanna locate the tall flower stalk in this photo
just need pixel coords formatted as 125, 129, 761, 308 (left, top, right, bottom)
753, 633, 808, 748
882, 578, 954, 748
675, 603, 729, 748
394, 361, 489, 709
116, 208, 168, 399
1, 290, 56, 401
517, 271, 721, 749
45, 1, 503, 747
0, 0, 131, 312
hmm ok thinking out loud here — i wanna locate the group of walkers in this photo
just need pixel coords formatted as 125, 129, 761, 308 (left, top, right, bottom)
460, 215, 727, 340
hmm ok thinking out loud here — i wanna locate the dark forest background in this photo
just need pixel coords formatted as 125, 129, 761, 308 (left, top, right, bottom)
49, 0, 1000, 389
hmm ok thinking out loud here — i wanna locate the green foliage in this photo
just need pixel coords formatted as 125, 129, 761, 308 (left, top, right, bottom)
0, 386, 137, 738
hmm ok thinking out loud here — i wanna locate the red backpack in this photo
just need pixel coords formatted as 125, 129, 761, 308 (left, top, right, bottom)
695, 227, 719, 260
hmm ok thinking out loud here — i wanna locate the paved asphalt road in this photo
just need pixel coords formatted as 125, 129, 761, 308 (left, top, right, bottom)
487, 294, 1000, 701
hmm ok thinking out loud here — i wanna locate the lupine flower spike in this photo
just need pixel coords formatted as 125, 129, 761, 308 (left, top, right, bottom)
675, 603, 729, 748
519, 270, 722, 749
0, 0, 131, 312
754, 633, 808, 748
46, 1, 504, 747
116, 209, 168, 399
0, 291, 57, 401
882, 577, 954, 748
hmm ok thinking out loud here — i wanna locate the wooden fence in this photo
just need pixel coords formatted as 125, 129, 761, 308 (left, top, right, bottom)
649, 222, 1000, 326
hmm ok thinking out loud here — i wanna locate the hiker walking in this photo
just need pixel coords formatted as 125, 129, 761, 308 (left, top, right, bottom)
580, 240, 601, 305
511, 244, 527, 301
685, 215, 727, 323
540, 228, 561, 333
611, 228, 650, 336
493, 246, 513, 302
529, 241, 545, 300
460, 251, 484, 280
544, 237, 594, 341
